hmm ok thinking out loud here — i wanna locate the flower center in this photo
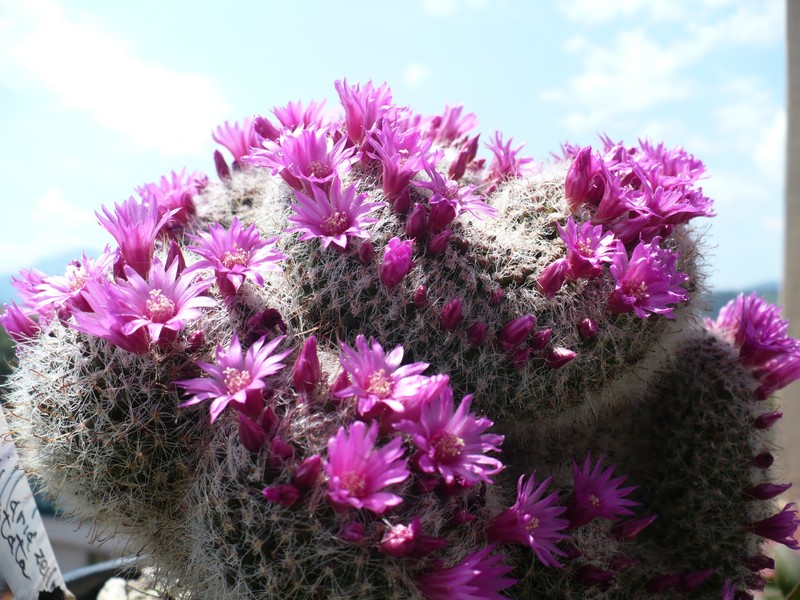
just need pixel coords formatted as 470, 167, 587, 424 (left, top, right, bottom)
68, 271, 89, 292
588, 493, 601, 508
223, 367, 252, 395
384, 523, 413, 545
307, 160, 333, 179
365, 369, 393, 398
430, 432, 465, 464
443, 181, 460, 199
525, 516, 540, 535
341, 471, 367, 498
145, 289, 177, 323
622, 280, 648, 302
321, 211, 349, 236
577, 240, 595, 257
221, 245, 250, 269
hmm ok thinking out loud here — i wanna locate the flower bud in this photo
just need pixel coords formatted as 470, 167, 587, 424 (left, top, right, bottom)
467, 322, 487, 346
380, 237, 414, 288
262, 484, 300, 507
358, 240, 375, 264
440, 298, 463, 331
254, 115, 280, 140
537, 259, 569, 297
429, 201, 457, 232
413, 285, 428, 308
339, 522, 364, 543
545, 347, 577, 369
754, 411, 782, 429
754, 452, 774, 469
679, 568, 716, 593
576, 565, 615, 589
406, 203, 428, 239
292, 336, 321, 394
742, 482, 792, 500
489, 287, 505, 304
498, 315, 536, 350
610, 515, 657, 540
214, 149, 231, 181
578, 317, 599, 341
530, 328, 552, 351
427, 229, 452, 256
292, 455, 323, 489
268, 436, 294, 468
238, 412, 267, 452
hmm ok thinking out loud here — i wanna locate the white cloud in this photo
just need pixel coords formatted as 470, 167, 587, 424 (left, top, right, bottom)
0, 0, 229, 158
420, 0, 486, 17
0, 188, 107, 274
404, 63, 432, 88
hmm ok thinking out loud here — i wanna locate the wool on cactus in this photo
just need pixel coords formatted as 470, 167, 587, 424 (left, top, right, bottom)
2, 79, 799, 600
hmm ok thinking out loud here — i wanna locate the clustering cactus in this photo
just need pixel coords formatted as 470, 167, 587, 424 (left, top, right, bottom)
3, 79, 800, 599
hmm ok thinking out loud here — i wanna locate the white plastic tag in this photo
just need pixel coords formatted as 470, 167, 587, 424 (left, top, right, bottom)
0, 405, 73, 599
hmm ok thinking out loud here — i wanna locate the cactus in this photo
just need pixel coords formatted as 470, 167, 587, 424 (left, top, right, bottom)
3, 80, 799, 599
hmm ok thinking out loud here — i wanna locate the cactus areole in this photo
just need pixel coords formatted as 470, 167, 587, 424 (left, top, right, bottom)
3, 80, 799, 599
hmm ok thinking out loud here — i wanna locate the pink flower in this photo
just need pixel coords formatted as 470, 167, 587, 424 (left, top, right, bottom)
565, 146, 607, 211
377, 517, 447, 558
380, 237, 415, 288
112, 257, 216, 346
32, 247, 117, 315
187, 217, 286, 295
286, 177, 382, 251
371, 120, 435, 202
137, 169, 207, 234
424, 104, 478, 145
334, 334, 433, 420
272, 98, 331, 132
486, 472, 569, 567
484, 131, 534, 191
416, 544, 517, 600
175, 333, 291, 422
565, 454, 639, 528
1, 302, 40, 343
395, 386, 503, 484
558, 217, 616, 280
212, 118, 259, 167
335, 79, 394, 146
245, 127, 358, 192
415, 162, 498, 224
608, 237, 688, 319
96, 196, 175, 278
324, 420, 409, 514
747, 503, 800, 549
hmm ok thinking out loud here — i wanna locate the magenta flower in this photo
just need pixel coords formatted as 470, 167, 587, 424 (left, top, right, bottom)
137, 169, 207, 233
395, 386, 503, 484
377, 517, 447, 558
558, 217, 616, 280
425, 104, 478, 144
707, 293, 800, 368
286, 177, 382, 251
334, 334, 433, 420
565, 146, 607, 212
565, 454, 639, 528
1, 302, 40, 343
486, 472, 569, 567
187, 217, 286, 295
380, 237, 415, 288
113, 257, 216, 347
747, 503, 800, 549
415, 162, 498, 224
272, 98, 331, 132
32, 247, 117, 315
335, 79, 394, 146
212, 118, 259, 167
371, 120, 435, 202
324, 420, 409, 514
175, 333, 291, 422
608, 237, 688, 319
416, 544, 517, 600
69, 279, 149, 354
485, 131, 534, 191
245, 127, 358, 192
96, 196, 175, 278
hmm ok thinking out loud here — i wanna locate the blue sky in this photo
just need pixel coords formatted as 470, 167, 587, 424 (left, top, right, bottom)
0, 0, 785, 291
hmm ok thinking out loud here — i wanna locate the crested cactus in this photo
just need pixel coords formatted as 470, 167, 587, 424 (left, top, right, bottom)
2, 79, 799, 599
